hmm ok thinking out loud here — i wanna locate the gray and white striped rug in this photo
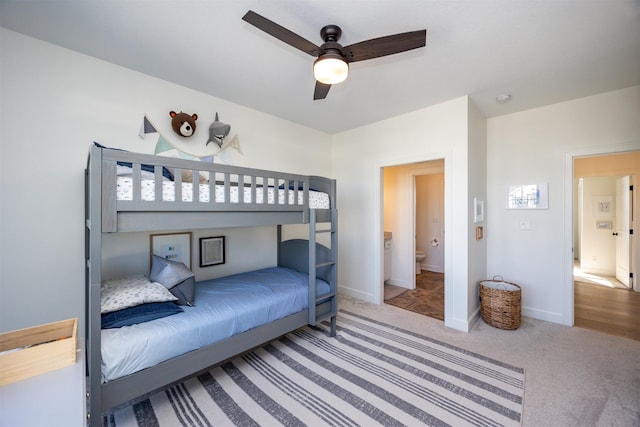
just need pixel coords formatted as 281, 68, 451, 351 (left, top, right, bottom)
104, 310, 524, 427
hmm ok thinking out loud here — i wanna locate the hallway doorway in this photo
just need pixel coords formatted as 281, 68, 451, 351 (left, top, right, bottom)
572, 151, 639, 336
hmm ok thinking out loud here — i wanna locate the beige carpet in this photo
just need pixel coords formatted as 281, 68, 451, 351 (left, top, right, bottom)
342, 294, 640, 426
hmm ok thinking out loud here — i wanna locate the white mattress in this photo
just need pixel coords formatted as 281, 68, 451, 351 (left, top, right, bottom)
116, 177, 330, 208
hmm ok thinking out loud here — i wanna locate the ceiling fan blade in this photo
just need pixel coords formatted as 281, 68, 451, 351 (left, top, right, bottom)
343, 29, 426, 62
313, 81, 331, 100
242, 10, 321, 57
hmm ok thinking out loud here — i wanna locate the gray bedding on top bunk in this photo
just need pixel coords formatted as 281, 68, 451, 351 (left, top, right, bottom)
101, 266, 330, 383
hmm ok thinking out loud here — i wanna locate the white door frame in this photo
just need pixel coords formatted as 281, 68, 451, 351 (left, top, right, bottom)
563, 143, 639, 325
375, 152, 451, 314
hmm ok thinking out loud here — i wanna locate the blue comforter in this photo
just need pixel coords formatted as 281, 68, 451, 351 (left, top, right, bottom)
101, 267, 330, 383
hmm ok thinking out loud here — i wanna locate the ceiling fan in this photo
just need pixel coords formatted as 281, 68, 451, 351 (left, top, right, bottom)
242, 10, 427, 100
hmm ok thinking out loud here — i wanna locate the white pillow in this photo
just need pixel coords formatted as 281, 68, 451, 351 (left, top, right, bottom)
101, 274, 177, 314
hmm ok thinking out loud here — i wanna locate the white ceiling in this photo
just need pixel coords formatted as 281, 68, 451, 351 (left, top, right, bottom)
1, 0, 639, 134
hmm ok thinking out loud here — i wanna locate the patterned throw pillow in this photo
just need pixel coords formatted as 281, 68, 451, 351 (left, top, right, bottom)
101, 274, 177, 314
149, 255, 196, 306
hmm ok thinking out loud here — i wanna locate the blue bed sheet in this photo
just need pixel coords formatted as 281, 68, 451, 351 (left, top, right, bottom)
101, 267, 330, 383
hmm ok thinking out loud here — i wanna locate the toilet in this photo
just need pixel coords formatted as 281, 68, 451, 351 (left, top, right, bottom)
415, 250, 426, 274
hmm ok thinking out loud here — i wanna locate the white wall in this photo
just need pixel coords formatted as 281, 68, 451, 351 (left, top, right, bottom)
486, 86, 640, 325
467, 100, 488, 316
332, 97, 477, 332
0, 29, 332, 333
416, 172, 445, 273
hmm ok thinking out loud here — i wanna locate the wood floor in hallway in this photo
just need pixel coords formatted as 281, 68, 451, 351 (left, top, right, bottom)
574, 281, 640, 341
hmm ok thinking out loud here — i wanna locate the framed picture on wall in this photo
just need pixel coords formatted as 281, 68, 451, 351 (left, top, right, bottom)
506, 183, 548, 209
592, 196, 614, 217
150, 232, 192, 268
200, 236, 225, 267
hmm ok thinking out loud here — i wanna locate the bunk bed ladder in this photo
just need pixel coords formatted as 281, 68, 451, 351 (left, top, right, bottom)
308, 208, 338, 337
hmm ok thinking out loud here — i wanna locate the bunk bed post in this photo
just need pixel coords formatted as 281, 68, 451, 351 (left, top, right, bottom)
328, 179, 338, 336
277, 224, 283, 263
86, 146, 103, 426
329, 207, 338, 336
308, 210, 317, 326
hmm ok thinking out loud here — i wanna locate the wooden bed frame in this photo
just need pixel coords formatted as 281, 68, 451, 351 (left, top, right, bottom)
85, 144, 337, 425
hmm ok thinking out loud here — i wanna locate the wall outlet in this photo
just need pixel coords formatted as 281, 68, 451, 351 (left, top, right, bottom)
519, 220, 532, 231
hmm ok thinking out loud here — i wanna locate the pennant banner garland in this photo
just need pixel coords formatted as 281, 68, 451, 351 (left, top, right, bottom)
139, 113, 242, 165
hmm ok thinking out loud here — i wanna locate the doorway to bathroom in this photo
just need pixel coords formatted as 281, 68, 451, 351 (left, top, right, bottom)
383, 160, 445, 321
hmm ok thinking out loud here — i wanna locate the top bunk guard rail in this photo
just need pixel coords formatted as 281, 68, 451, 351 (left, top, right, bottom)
89, 145, 335, 232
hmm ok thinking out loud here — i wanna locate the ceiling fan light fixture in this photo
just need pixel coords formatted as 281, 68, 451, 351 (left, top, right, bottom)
242, 10, 426, 100
313, 54, 349, 85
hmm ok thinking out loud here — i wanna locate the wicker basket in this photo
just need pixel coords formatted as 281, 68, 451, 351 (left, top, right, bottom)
479, 276, 521, 330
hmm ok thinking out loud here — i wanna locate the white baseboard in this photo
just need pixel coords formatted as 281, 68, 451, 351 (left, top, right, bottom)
522, 306, 565, 325
468, 306, 481, 330
386, 277, 411, 288
445, 316, 470, 332
421, 263, 443, 273
338, 286, 376, 304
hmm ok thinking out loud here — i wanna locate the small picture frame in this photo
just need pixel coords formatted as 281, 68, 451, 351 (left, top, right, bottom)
150, 232, 192, 269
593, 196, 614, 217
506, 183, 548, 209
200, 236, 225, 267
474, 198, 484, 223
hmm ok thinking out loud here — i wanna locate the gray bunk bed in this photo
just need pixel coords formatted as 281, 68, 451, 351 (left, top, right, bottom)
85, 144, 337, 425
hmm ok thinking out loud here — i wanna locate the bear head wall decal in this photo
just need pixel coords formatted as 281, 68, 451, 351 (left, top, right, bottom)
169, 111, 198, 137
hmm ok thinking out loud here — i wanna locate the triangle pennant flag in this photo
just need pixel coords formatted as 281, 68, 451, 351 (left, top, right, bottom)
177, 151, 196, 161
139, 115, 158, 139
143, 116, 156, 134
154, 136, 174, 154
220, 134, 242, 154
215, 149, 233, 165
